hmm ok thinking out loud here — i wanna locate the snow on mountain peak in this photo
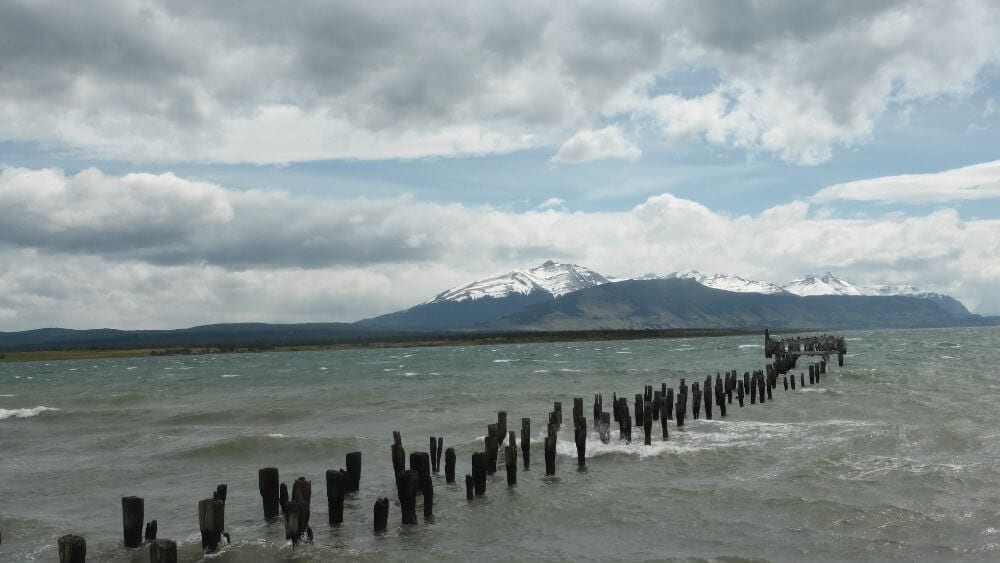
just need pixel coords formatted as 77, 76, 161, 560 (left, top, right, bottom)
782, 272, 866, 296
426, 261, 610, 304
664, 270, 786, 294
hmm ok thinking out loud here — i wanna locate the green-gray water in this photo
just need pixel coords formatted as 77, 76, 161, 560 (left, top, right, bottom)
2, 327, 1000, 561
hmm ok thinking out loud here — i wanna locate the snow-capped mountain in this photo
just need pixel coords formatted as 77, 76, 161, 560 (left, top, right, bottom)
782, 272, 948, 299
663, 270, 787, 294
782, 272, 866, 296
426, 260, 610, 304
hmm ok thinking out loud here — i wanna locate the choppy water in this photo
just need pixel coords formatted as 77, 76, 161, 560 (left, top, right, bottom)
2, 327, 1000, 561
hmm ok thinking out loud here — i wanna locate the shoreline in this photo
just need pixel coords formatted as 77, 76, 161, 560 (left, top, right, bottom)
0, 328, 763, 363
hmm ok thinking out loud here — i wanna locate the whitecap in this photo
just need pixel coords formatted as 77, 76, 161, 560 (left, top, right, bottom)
126, 366, 138, 370
221, 374, 241, 378
0, 406, 60, 420
559, 368, 582, 372
533, 369, 550, 373
493, 358, 519, 363
403, 372, 418, 376
940, 355, 956, 359
265, 433, 286, 438
739, 344, 763, 349
319, 366, 328, 370
0, 394, 16, 397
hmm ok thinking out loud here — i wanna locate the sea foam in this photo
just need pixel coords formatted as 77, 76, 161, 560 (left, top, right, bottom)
0, 406, 59, 420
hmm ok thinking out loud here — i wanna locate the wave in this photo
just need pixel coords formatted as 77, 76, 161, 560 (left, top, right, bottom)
0, 406, 60, 420
493, 358, 519, 363
739, 344, 763, 349
221, 374, 242, 378
0, 394, 16, 397
173, 433, 369, 459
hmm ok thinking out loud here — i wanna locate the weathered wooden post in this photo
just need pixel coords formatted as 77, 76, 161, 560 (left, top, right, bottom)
285, 499, 310, 544
279, 483, 289, 516
258, 467, 280, 519
121, 496, 144, 548
498, 411, 508, 446
343, 451, 361, 492
716, 375, 726, 417
486, 424, 499, 474
652, 391, 661, 420
643, 401, 653, 445
430, 436, 439, 472
445, 447, 456, 483
553, 402, 563, 426
198, 498, 225, 552
292, 477, 312, 506
675, 391, 686, 428
148, 539, 176, 563
397, 470, 418, 525
692, 382, 701, 419
505, 444, 518, 486
594, 394, 602, 424
544, 434, 557, 475
521, 417, 531, 470
612, 392, 619, 423
410, 452, 431, 494
750, 374, 757, 404
660, 396, 669, 440
634, 394, 644, 428
783, 375, 788, 390
704, 376, 712, 420
764, 371, 772, 400
144, 520, 157, 543
58, 534, 86, 563
758, 370, 767, 403
800, 372, 805, 388
737, 376, 745, 406
575, 417, 587, 467
666, 388, 674, 421
809, 364, 815, 385
421, 469, 434, 520
472, 452, 487, 496
326, 469, 346, 526
391, 442, 406, 478
373, 497, 389, 533
743, 372, 750, 397
573, 398, 584, 426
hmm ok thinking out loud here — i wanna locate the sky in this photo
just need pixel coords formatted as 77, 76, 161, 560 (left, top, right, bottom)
1, 0, 1000, 331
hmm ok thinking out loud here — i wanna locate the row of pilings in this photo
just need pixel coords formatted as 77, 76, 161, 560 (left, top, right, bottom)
51, 341, 839, 561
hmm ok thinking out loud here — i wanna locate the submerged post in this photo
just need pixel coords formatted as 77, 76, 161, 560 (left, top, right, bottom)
148, 539, 177, 563
326, 469, 346, 526
258, 467, 280, 519
121, 496, 144, 548
198, 498, 225, 552
373, 497, 389, 533
58, 535, 86, 563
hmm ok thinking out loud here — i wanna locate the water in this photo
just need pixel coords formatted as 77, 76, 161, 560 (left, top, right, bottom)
2, 327, 1000, 561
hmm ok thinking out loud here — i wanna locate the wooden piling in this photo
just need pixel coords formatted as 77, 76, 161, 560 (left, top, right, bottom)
326, 469, 346, 526
121, 496, 144, 548
659, 396, 669, 440
498, 411, 508, 447
544, 435, 557, 475
345, 451, 362, 492
144, 520, 157, 543
599, 411, 611, 443
421, 470, 434, 520
594, 394, 603, 424
472, 452, 487, 496
391, 442, 406, 477
750, 374, 757, 404
553, 402, 563, 426
258, 467, 280, 519
148, 539, 176, 563
505, 444, 518, 486
465, 474, 474, 500
58, 534, 86, 563
198, 498, 225, 552
666, 388, 674, 421
634, 394, 644, 428
430, 436, 439, 472
397, 470, 418, 525
651, 391, 661, 420
692, 383, 701, 420
292, 477, 312, 506
373, 497, 389, 533
704, 376, 712, 420
716, 375, 726, 417
521, 417, 531, 470
809, 364, 815, 384
445, 447, 456, 483
410, 452, 431, 494
279, 483, 289, 516
575, 417, 587, 467
643, 401, 653, 445
284, 499, 310, 543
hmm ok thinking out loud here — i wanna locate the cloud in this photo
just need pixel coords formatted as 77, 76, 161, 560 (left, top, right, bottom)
2, 165, 1000, 330
812, 160, 1000, 203
551, 126, 641, 163
0, 1, 997, 163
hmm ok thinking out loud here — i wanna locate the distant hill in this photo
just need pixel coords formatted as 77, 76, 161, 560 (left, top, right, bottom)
484, 278, 982, 331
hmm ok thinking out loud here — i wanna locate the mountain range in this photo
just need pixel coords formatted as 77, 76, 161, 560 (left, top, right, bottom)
2, 260, 991, 352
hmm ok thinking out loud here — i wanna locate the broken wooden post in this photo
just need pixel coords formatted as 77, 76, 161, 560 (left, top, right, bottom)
465, 474, 474, 500
783, 375, 788, 390
144, 520, 157, 543
421, 470, 434, 520
121, 496, 144, 548
346, 451, 362, 492
737, 376, 745, 406
498, 411, 508, 446
58, 534, 86, 563
397, 470, 418, 525
716, 374, 726, 417
660, 396, 669, 440
258, 467, 280, 519
553, 402, 563, 426
643, 401, 653, 445
326, 469, 346, 526
750, 374, 757, 404
666, 387, 674, 421
391, 442, 406, 478
505, 444, 518, 486
292, 477, 311, 506
435, 437, 444, 472
521, 417, 531, 470
198, 498, 225, 552
373, 497, 389, 533
544, 434, 557, 475
800, 372, 805, 388
284, 499, 310, 543
279, 483, 289, 516
692, 383, 701, 419
148, 539, 176, 563
634, 394, 644, 428
704, 376, 712, 420
445, 447, 456, 483
472, 452, 487, 496
594, 394, 603, 424
410, 452, 431, 494
652, 391, 661, 420
809, 364, 815, 384
575, 417, 587, 467
486, 424, 499, 474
